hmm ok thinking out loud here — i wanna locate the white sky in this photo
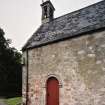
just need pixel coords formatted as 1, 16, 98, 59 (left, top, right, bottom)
0, 0, 102, 50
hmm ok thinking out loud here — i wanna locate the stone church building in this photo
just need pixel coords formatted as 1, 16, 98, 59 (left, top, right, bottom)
22, 0, 105, 105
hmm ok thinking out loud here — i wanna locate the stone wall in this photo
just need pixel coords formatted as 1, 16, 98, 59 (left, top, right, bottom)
22, 29, 105, 105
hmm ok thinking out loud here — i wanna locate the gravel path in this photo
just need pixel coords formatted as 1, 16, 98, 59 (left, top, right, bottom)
0, 99, 7, 105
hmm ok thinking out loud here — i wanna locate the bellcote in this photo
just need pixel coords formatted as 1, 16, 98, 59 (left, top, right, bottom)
41, 0, 55, 24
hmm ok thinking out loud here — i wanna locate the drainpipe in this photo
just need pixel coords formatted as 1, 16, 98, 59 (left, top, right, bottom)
26, 49, 29, 105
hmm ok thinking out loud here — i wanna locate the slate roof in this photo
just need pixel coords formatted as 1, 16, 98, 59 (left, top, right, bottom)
22, 0, 105, 51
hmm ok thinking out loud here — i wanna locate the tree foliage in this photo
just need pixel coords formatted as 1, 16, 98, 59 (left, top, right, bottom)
0, 28, 22, 97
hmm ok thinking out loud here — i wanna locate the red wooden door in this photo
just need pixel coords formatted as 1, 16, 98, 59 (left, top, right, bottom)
46, 77, 59, 105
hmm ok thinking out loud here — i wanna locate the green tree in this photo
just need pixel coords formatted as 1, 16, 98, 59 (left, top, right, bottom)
0, 28, 22, 97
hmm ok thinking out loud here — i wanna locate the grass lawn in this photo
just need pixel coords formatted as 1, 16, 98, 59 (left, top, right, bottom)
5, 97, 22, 105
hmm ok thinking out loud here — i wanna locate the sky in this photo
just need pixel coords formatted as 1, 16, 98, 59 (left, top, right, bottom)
0, 0, 102, 50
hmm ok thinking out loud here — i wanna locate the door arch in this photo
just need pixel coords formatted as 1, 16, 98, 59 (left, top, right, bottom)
46, 77, 59, 105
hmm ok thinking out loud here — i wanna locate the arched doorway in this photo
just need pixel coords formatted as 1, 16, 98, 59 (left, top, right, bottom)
46, 77, 59, 105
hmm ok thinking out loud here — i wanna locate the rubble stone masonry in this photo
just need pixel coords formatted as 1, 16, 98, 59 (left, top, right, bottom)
23, 29, 105, 105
